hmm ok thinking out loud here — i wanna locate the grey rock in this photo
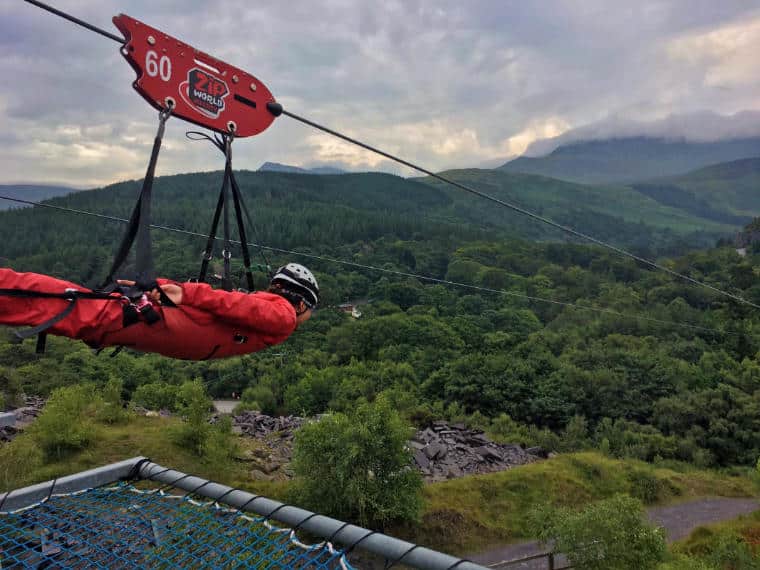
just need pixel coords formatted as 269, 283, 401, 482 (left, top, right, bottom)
250, 469, 273, 481
526, 446, 549, 458
409, 421, 540, 482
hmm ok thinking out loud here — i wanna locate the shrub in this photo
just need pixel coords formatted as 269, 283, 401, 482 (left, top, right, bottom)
202, 415, 238, 465
627, 470, 660, 504
132, 382, 180, 411
529, 494, 666, 570
703, 533, 759, 570
97, 378, 129, 424
0, 366, 23, 408
490, 413, 531, 443
31, 385, 99, 459
291, 395, 423, 528
170, 380, 212, 456
236, 385, 277, 415
561, 415, 590, 452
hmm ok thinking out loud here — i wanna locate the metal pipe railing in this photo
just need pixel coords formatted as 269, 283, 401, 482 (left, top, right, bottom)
0, 456, 144, 512
0, 457, 488, 570
138, 460, 487, 570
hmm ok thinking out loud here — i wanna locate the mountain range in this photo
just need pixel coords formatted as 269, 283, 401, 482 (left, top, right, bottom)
500, 136, 760, 185
0, 185, 77, 211
3, 132, 760, 278
258, 162, 346, 175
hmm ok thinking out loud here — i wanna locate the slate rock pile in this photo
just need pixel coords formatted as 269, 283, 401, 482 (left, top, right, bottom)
225, 410, 305, 438
221, 413, 542, 482
410, 420, 540, 482
1, 396, 45, 443
13, 396, 45, 428
220, 411, 307, 481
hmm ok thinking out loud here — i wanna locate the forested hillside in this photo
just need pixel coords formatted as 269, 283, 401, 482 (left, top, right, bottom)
0, 167, 738, 284
632, 157, 760, 223
2, 170, 760, 470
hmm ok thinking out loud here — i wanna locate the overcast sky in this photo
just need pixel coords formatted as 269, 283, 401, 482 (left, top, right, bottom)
2, 0, 760, 187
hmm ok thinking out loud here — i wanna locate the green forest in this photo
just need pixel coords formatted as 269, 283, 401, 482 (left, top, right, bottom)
2, 167, 760, 569
1, 168, 759, 470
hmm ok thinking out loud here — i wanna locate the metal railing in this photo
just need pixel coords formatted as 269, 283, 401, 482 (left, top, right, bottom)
488, 550, 572, 569
0, 456, 490, 570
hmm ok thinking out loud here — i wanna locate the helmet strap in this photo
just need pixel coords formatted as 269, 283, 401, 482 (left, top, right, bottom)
267, 283, 313, 314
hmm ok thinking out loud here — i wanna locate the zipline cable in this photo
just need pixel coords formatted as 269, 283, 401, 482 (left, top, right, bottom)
18, 0, 759, 311
22, 0, 124, 44
0, 195, 734, 336
272, 106, 760, 311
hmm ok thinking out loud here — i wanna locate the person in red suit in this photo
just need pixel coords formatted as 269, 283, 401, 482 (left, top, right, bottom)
0, 263, 319, 360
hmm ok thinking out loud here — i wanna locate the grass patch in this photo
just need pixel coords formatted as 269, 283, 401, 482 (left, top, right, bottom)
0, 415, 288, 500
665, 510, 760, 568
398, 452, 758, 554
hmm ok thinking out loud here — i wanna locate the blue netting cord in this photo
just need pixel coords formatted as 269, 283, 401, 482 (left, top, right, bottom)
0, 482, 355, 569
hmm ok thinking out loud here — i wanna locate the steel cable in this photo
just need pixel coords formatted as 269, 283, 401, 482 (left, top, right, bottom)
0, 194, 735, 336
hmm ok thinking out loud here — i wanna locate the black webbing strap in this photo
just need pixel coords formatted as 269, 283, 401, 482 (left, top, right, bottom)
198, 185, 226, 283
0, 288, 120, 302
221, 136, 233, 292
102, 106, 172, 288
14, 301, 77, 342
229, 171, 255, 291
188, 130, 258, 290
35, 332, 47, 354
0, 288, 122, 349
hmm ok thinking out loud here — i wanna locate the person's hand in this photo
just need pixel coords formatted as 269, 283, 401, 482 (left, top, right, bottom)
117, 280, 183, 305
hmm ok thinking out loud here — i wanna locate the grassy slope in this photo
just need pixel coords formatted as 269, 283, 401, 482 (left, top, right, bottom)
638, 157, 760, 219
1, 415, 289, 502
4, 417, 755, 556
666, 510, 760, 567
405, 452, 757, 554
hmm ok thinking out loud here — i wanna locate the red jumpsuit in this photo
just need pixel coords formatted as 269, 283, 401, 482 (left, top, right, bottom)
0, 269, 297, 360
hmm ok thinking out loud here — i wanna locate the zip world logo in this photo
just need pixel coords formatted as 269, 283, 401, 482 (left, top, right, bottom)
180, 68, 229, 118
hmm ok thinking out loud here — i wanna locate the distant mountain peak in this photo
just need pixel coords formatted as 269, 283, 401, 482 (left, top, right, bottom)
500, 136, 760, 185
258, 162, 345, 175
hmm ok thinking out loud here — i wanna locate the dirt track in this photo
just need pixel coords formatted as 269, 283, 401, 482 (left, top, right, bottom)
469, 497, 760, 569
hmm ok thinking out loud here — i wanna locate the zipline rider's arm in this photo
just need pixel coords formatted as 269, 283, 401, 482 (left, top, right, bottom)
178, 281, 297, 335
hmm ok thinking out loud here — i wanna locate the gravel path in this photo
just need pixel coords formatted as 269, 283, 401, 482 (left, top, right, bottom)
469, 497, 760, 569
213, 399, 237, 414
648, 497, 760, 542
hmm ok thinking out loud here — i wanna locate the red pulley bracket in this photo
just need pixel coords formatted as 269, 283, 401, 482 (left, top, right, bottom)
113, 14, 277, 138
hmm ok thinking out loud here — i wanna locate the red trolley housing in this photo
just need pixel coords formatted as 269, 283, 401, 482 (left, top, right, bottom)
113, 14, 277, 138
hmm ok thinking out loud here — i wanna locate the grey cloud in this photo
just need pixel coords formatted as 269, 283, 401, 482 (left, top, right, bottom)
2, 1, 760, 186
525, 110, 760, 156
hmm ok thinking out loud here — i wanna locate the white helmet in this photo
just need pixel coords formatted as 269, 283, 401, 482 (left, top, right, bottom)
271, 263, 320, 308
